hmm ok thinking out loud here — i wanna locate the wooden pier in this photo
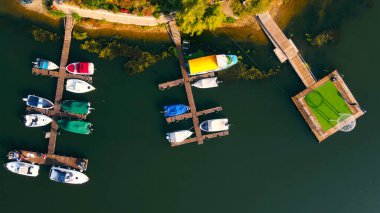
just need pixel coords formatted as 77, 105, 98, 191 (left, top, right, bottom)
256, 12, 317, 88
292, 70, 365, 142
166, 107, 223, 123
17, 15, 91, 170
162, 21, 229, 147
158, 72, 215, 90
257, 12, 364, 142
14, 150, 88, 171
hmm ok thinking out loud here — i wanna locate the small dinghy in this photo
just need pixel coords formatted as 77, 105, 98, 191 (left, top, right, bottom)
57, 119, 92, 134
66, 62, 94, 75
24, 114, 52, 127
23, 95, 54, 110
166, 130, 193, 143
4, 161, 40, 177
66, 79, 95, 93
191, 77, 220, 89
33, 58, 59, 70
61, 100, 92, 115
200, 118, 229, 132
163, 104, 190, 117
49, 167, 89, 184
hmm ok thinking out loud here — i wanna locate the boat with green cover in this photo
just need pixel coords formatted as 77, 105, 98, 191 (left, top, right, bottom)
61, 100, 91, 115
57, 119, 92, 135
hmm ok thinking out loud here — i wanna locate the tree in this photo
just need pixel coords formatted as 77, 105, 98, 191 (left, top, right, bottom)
176, 0, 225, 36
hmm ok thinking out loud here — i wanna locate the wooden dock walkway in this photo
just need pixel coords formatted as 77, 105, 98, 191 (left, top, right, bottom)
26, 106, 87, 120
32, 68, 92, 82
164, 21, 229, 146
14, 150, 88, 171
166, 107, 223, 123
158, 72, 215, 90
256, 12, 316, 87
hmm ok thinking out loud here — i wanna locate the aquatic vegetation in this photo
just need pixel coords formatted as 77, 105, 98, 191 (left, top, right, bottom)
72, 30, 88, 40
218, 62, 280, 81
306, 31, 335, 47
31, 26, 59, 42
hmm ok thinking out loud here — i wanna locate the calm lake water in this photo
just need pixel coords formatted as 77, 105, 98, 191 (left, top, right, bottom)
0, 1, 379, 212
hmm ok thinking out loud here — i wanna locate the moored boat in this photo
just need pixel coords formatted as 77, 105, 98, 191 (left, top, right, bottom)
200, 118, 229, 132
24, 114, 52, 127
4, 161, 40, 177
49, 167, 89, 184
163, 104, 190, 117
33, 58, 59, 70
66, 79, 95, 93
191, 77, 220, 89
188, 54, 238, 76
166, 130, 193, 143
66, 62, 94, 75
57, 119, 92, 134
61, 100, 92, 115
23, 95, 54, 110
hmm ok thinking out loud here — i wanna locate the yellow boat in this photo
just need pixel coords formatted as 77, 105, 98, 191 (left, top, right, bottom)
188, 54, 238, 76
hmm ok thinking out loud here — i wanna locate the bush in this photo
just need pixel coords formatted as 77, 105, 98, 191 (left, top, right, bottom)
73, 30, 88, 40
48, 9, 66, 18
72, 12, 82, 22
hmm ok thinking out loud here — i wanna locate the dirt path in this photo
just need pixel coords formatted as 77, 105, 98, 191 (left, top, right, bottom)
53, 2, 173, 26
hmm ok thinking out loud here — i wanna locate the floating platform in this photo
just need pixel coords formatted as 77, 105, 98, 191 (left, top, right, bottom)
11, 150, 88, 171
26, 106, 87, 120
158, 72, 215, 90
171, 131, 229, 147
32, 67, 92, 82
292, 70, 365, 142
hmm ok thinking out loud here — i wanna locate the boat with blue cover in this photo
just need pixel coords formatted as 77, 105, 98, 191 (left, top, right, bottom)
23, 95, 54, 110
33, 58, 59, 70
163, 104, 190, 117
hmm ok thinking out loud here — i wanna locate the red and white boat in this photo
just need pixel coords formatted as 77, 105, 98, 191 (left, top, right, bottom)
66, 62, 94, 75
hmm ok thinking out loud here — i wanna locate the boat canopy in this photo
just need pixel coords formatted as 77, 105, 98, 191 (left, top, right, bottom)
58, 120, 92, 134
61, 101, 90, 115
192, 77, 219, 88
163, 104, 189, 117
188, 55, 219, 75
38, 60, 49, 69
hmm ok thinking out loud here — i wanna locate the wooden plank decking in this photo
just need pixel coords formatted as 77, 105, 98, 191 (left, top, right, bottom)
166, 107, 223, 123
26, 106, 87, 120
171, 131, 229, 147
158, 72, 215, 90
16, 150, 88, 171
32, 68, 92, 82
256, 12, 316, 87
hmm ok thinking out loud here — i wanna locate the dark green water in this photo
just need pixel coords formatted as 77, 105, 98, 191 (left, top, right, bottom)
0, 1, 379, 212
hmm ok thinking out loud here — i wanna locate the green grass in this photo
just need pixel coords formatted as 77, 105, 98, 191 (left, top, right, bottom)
305, 81, 352, 131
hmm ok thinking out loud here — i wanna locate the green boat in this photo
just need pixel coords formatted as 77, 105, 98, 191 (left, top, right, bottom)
61, 100, 91, 115
57, 119, 92, 135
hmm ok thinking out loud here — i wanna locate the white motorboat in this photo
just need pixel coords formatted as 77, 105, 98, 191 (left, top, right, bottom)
33, 58, 59, 70
191, 77, 220, 89
166, 130, 193, 143
24, 114, 52, 127
49, 167, 89, 184
4, 161, 40, 177
200, 118, 229, 132
66, 79, 95, 93
23, 95, 54, 109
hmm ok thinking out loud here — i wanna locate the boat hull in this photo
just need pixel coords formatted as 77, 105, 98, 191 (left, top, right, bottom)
200, 118, 229, 132
57, 119, 92, 134
166, 130, 193, 143
24, 95, 54, 110
188, 54, 238, 76
61, 100, 91, 115
24, 114, 52, 127
163, 104, 190, 117
66, 62, 94, 75
34, 58, 59, 70
4, 161, 40, 177
191, 77, 219, 89
49, 167, 89, 184
66, 79, 95, 93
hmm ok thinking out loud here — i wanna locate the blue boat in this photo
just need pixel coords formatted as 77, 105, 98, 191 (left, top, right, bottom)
33, 58, 59, 70
163, 104, 190, 117
23, 95, 54, 110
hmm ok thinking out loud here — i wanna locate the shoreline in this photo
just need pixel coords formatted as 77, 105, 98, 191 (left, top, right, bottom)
14, 0, 308, 42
